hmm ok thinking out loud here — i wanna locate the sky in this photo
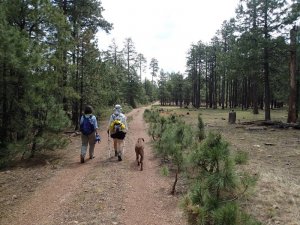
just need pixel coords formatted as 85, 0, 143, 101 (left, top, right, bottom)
97, 0, 240, 79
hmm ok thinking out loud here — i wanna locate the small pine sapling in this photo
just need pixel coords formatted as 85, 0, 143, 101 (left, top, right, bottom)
197, 113, 205, 141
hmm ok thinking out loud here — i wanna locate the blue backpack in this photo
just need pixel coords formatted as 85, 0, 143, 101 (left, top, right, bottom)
80, 115, 95, 135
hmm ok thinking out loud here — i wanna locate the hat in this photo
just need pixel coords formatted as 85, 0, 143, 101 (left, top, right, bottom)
114, 104, 122, 115
114, 104, 122, 110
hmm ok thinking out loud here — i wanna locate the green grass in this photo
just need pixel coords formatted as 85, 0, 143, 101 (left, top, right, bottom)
153, 106, 288, 125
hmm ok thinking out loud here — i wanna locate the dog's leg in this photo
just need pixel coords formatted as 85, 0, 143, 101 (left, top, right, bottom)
140, 153, 143, 171
136, 151, 139, 166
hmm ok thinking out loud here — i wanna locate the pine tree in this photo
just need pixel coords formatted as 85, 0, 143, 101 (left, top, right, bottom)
123, 37, 139, 107
182, 132, 259, 225
137, 53, 147, 81
236, 0, 293, 120
149, 58, 159, 84
159, 117, 193, 194
197, 114, 206, 141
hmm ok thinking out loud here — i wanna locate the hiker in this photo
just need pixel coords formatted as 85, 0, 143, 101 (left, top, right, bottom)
107, 104, 128, 161
79, 105, 100, 163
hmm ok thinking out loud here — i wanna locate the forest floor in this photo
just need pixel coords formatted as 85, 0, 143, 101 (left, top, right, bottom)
0, 105, 299, 225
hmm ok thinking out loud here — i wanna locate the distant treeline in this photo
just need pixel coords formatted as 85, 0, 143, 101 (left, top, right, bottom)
157, 0, 300, 123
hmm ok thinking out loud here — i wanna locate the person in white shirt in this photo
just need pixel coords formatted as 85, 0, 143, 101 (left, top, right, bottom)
107, 104, 128, 161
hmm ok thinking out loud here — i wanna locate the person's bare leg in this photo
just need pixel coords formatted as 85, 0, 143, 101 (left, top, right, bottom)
113, 138, 118, 156
117, 139, 123, 161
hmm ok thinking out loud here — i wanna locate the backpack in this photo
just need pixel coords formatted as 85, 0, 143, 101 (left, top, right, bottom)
80, 115, 95, 135
110, 115, 126, 133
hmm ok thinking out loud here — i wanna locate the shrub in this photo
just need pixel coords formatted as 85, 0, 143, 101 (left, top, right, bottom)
197, 114, 206, 141
234, 150, 249, 165
182, 132, 259, 225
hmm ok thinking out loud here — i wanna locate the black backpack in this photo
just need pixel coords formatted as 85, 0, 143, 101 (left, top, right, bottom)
110, 114, 125, 133
80, 115, 95, 135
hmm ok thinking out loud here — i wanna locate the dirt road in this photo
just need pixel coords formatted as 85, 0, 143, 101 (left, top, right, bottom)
0, 107, 186, 225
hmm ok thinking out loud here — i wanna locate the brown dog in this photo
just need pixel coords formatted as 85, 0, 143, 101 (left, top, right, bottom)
135, 138, 144, 171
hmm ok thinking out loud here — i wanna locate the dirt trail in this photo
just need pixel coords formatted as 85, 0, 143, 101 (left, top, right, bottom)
0, 107, 186, 225
119, 108, 185, 225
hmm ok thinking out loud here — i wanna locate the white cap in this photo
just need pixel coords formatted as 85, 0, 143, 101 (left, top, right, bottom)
114, 104, 122, 110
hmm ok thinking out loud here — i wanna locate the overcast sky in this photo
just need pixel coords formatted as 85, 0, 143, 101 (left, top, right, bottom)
97, 0, 240, 79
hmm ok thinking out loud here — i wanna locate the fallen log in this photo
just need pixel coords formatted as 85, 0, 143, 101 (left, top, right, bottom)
262, 121, 300, 129
241, 120, 300, 129
264, 143, 276, 146
246, 126, 267, 131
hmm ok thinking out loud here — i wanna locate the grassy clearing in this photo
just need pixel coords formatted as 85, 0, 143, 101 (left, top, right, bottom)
152, 105, 288, 123
150, 104, 300, 225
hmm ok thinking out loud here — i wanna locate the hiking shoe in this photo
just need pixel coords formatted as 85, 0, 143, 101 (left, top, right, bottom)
80, 155, 85, 163
89, 155, 95, 159
118, 154, 122, 161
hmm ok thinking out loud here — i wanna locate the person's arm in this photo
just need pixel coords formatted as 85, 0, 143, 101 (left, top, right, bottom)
92, 115, 99, 133
107, 114, 113, 134
125, 119, 128, 132
79, 115, 84, 125
123, 114, 128, 132
92, 116, 101, 143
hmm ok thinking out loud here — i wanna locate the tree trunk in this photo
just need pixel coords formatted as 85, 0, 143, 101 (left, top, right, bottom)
209, 63, 213, 108
197, 60, 201, 108
221, 71, 225, 109
229, 80, 233, 108
287, 26, 298, 123
192, 66, 197, 108
1, 61, 8, 141
59, 0, 69, 112
234, 79, 238, 108
213, 61, 217, 109
263, 2, 271, 121
205, 58, 208, 108
225, 79, 229, 108
228, 110, 236, 124
252, 77, 259, 114
171, 168, 178, 195
242, 78, 245, 110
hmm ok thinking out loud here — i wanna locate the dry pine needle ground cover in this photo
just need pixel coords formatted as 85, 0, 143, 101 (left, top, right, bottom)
157, 106, 300, 225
